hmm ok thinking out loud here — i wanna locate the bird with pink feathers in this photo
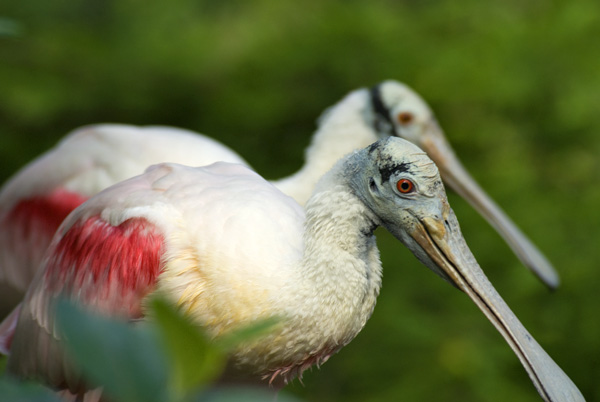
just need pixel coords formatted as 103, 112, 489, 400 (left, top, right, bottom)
0, 81, 558, 320
2, 138, 584, 401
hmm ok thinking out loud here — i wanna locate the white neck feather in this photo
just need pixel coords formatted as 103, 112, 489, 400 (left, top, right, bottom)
237, 161, 383, 381
298, 182, 382, 332
273, 89, 379, 205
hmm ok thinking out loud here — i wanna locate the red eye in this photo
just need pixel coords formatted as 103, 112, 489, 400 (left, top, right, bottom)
396, 179, 414, 193
397, 112, 414, 125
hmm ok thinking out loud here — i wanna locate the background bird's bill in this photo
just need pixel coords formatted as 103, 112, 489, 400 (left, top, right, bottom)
407, 208, 583, 402
413, 120, 559, 289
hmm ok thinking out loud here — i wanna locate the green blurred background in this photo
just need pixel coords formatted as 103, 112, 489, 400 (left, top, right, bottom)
1, 1, 599, 401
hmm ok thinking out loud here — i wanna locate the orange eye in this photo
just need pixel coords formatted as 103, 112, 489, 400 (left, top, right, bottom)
396, 179, 414, 193
397, 112, 414, 125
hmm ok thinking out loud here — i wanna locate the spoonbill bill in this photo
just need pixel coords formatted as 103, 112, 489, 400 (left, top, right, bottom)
0, 81, 557, 315
3, 138, 583, 401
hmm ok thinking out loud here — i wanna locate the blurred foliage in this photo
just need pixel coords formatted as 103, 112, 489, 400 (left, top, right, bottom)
0, 18, 22, 37
0, 0, 599, 401
0, 377, 61, 402
57, 300, 171, 402
149, 298, 226, 398
0, 299, 295, 402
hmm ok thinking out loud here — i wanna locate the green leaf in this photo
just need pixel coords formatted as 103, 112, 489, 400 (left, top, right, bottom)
149, 298, 226, 398
0, 377, 62, 402
216, 317, 281, 352
55, 300, 169, 402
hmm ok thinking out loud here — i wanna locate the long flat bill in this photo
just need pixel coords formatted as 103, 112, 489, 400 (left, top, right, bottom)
411, 211, 583, 401
419, 122, 560, 289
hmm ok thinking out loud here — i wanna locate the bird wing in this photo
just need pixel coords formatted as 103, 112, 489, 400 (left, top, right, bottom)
0, 124, 249, 296
7, 162, 304, 393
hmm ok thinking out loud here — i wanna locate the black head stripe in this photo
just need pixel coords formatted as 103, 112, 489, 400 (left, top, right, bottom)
369, 84, 395, 136
380, 162, 411, 183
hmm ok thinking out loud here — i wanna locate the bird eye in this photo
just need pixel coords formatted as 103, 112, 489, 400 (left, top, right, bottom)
397, 112, 414, 125
396, 179, 414, 193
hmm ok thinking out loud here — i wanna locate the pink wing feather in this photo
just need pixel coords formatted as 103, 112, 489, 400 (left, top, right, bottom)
0, 189, 89, 294
0, 124, 248, 314
44, 216, 164, 316
7, 209, 166, 394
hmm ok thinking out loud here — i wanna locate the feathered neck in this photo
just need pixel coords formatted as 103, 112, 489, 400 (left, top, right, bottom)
273, 89, 379, 205
240, 155, 384, 383
300, 158, 382, 299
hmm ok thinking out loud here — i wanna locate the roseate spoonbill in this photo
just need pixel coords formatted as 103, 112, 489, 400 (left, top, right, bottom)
3, 138, 582, 401
0, 124, 247, 309
0, 81, 557, 313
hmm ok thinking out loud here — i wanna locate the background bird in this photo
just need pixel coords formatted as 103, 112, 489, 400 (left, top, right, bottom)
0, 81, 557, 319
4, 138, 583, 402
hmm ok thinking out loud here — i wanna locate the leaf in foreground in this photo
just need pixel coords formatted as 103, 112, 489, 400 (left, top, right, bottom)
56, 300, 169, 402
149, 298, 226, 398
215, 316, 280, 352
149, 298, 281, 399
0, 377, 61, 402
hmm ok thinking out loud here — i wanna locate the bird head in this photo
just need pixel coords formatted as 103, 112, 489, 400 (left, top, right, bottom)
369, 80, 465, 179
346, 137, 581, 401
369, 80, 439, 144
349, 136, 469, 286
367, 80, 477, 214
368, 80, 558, 288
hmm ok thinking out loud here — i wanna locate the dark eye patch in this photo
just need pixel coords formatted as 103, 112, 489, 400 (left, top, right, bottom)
379, 161, 411, 182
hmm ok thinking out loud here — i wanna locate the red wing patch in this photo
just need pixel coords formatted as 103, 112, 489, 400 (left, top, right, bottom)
4, 188, 88, 241
45, 216, 165, 318
0, 188, 89, 289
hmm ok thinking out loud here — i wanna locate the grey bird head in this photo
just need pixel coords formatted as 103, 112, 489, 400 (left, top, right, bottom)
347, 137, 583, 402
367, 80, 559, 289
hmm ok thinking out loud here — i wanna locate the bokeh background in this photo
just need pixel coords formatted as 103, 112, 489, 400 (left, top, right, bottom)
1, 1, 599, 401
